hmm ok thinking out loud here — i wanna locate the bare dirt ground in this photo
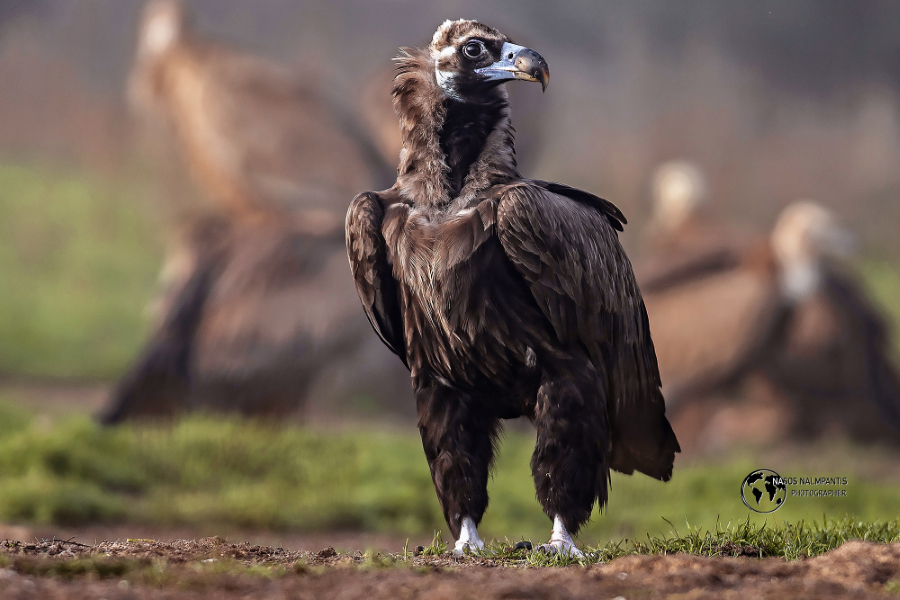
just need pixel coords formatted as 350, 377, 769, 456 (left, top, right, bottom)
2, 536, 900, 599
0, 523, 416, 555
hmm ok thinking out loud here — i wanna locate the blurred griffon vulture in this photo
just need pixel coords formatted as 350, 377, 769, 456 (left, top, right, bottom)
102, 0, 407, 423
638, 166, 900, 451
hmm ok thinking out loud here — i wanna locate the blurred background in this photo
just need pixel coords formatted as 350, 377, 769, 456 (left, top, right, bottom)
0, 0, 899, 551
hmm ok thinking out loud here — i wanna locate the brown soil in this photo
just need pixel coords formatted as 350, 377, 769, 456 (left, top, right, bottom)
2, 537, 900, 599
0, 523, 415, 555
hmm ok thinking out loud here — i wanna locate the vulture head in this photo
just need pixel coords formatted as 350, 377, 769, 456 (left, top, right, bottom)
129, 0, 190, 115
428, 19, 549, 103
650, 160, 709, 232
771, 200, 855, 299
136, 0, 187, 61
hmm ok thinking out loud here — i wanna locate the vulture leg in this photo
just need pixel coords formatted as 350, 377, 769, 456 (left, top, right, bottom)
415, 379, 500, 554
531, 356, 609, 554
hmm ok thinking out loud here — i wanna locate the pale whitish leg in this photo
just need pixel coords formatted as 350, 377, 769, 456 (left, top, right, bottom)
537, 515, 584, 557
453, 516, 485, 556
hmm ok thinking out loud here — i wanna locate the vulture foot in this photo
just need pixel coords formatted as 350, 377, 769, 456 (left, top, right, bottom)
536, 515, 584, 557
453, 516, 485, 556
536, 539, 584, 558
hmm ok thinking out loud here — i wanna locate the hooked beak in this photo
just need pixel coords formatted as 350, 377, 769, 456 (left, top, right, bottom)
475, 42, 549, 91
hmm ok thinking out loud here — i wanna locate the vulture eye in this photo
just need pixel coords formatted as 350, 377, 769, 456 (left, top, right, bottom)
462, 40, 485, 60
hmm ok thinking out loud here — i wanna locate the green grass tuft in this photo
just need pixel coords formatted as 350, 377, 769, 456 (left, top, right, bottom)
419, 531, 448, 556
410, 517, 900, 566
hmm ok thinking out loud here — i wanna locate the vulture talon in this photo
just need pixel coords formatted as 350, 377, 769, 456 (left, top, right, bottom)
513, 541, 533, 552
452, 540, 485, 557
536, 541, 584, 558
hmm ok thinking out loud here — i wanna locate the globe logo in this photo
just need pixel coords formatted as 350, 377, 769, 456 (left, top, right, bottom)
741, 469, 787, 513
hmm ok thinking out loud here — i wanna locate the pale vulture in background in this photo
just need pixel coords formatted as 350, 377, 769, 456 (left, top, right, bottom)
641, 177, 900, 450
102, 0, 408, 423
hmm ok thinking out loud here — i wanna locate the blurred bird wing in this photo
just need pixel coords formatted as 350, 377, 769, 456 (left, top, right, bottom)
189, 223, 361, 369
637, 247, 744, 294
823, 269, 900, 433
489, 180, 679, 480
636, 214, 757, 294
772, 266, 900, 435
345, 191, 408, 367
643, 266, 777, 400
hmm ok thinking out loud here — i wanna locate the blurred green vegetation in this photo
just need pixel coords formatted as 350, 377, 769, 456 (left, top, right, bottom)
861, 259, 900, 358
0, 401, 898, 546
0, 162, 163, 379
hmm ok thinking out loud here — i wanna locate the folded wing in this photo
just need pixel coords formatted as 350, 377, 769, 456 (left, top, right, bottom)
490, 181, 680, 480
345, 192, 408, 367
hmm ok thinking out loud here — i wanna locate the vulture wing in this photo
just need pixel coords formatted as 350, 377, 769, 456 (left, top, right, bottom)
346, 192, 408, 367
821, 268, 900, 433
490, 181, 679, 480
636, 214, 755, 295
643, 264, 780, 404
763, 265, 900, 438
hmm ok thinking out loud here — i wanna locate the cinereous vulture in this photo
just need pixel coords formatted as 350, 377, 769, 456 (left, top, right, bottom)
346, 20, 679, 556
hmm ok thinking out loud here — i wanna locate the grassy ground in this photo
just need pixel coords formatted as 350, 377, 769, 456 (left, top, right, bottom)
0, 162, 163, 379
2, 520, 900, 575
0, 401, 898, 549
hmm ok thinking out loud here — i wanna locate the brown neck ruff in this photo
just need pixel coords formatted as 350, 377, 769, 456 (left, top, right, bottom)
391, 47, 520, 209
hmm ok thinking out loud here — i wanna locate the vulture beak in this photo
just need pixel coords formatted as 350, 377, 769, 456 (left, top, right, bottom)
476, 42, 549, 91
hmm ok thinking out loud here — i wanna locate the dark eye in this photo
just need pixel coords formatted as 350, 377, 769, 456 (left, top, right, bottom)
462, 40, 484, 59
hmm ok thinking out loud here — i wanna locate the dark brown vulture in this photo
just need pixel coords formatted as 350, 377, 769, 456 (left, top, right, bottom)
759, 202, 900, 444
102, 0, 409, 423
644, 200, 900, 451
129, 0, 393, 219
346, 20, 679, 556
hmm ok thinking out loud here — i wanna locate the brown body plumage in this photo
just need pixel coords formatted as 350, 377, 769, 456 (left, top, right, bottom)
104, 213, 411, 423
346, 20, 678, 555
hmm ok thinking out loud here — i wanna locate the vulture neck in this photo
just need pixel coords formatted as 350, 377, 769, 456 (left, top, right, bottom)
392, 49, 519, 209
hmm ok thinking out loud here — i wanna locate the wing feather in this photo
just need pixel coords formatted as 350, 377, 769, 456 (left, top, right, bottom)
346, 192, 408, 367
491, 181, 679, 480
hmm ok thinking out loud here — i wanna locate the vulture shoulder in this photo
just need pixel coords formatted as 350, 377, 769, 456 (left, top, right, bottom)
487, 180, 679, 480
345, 190, 407, 367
